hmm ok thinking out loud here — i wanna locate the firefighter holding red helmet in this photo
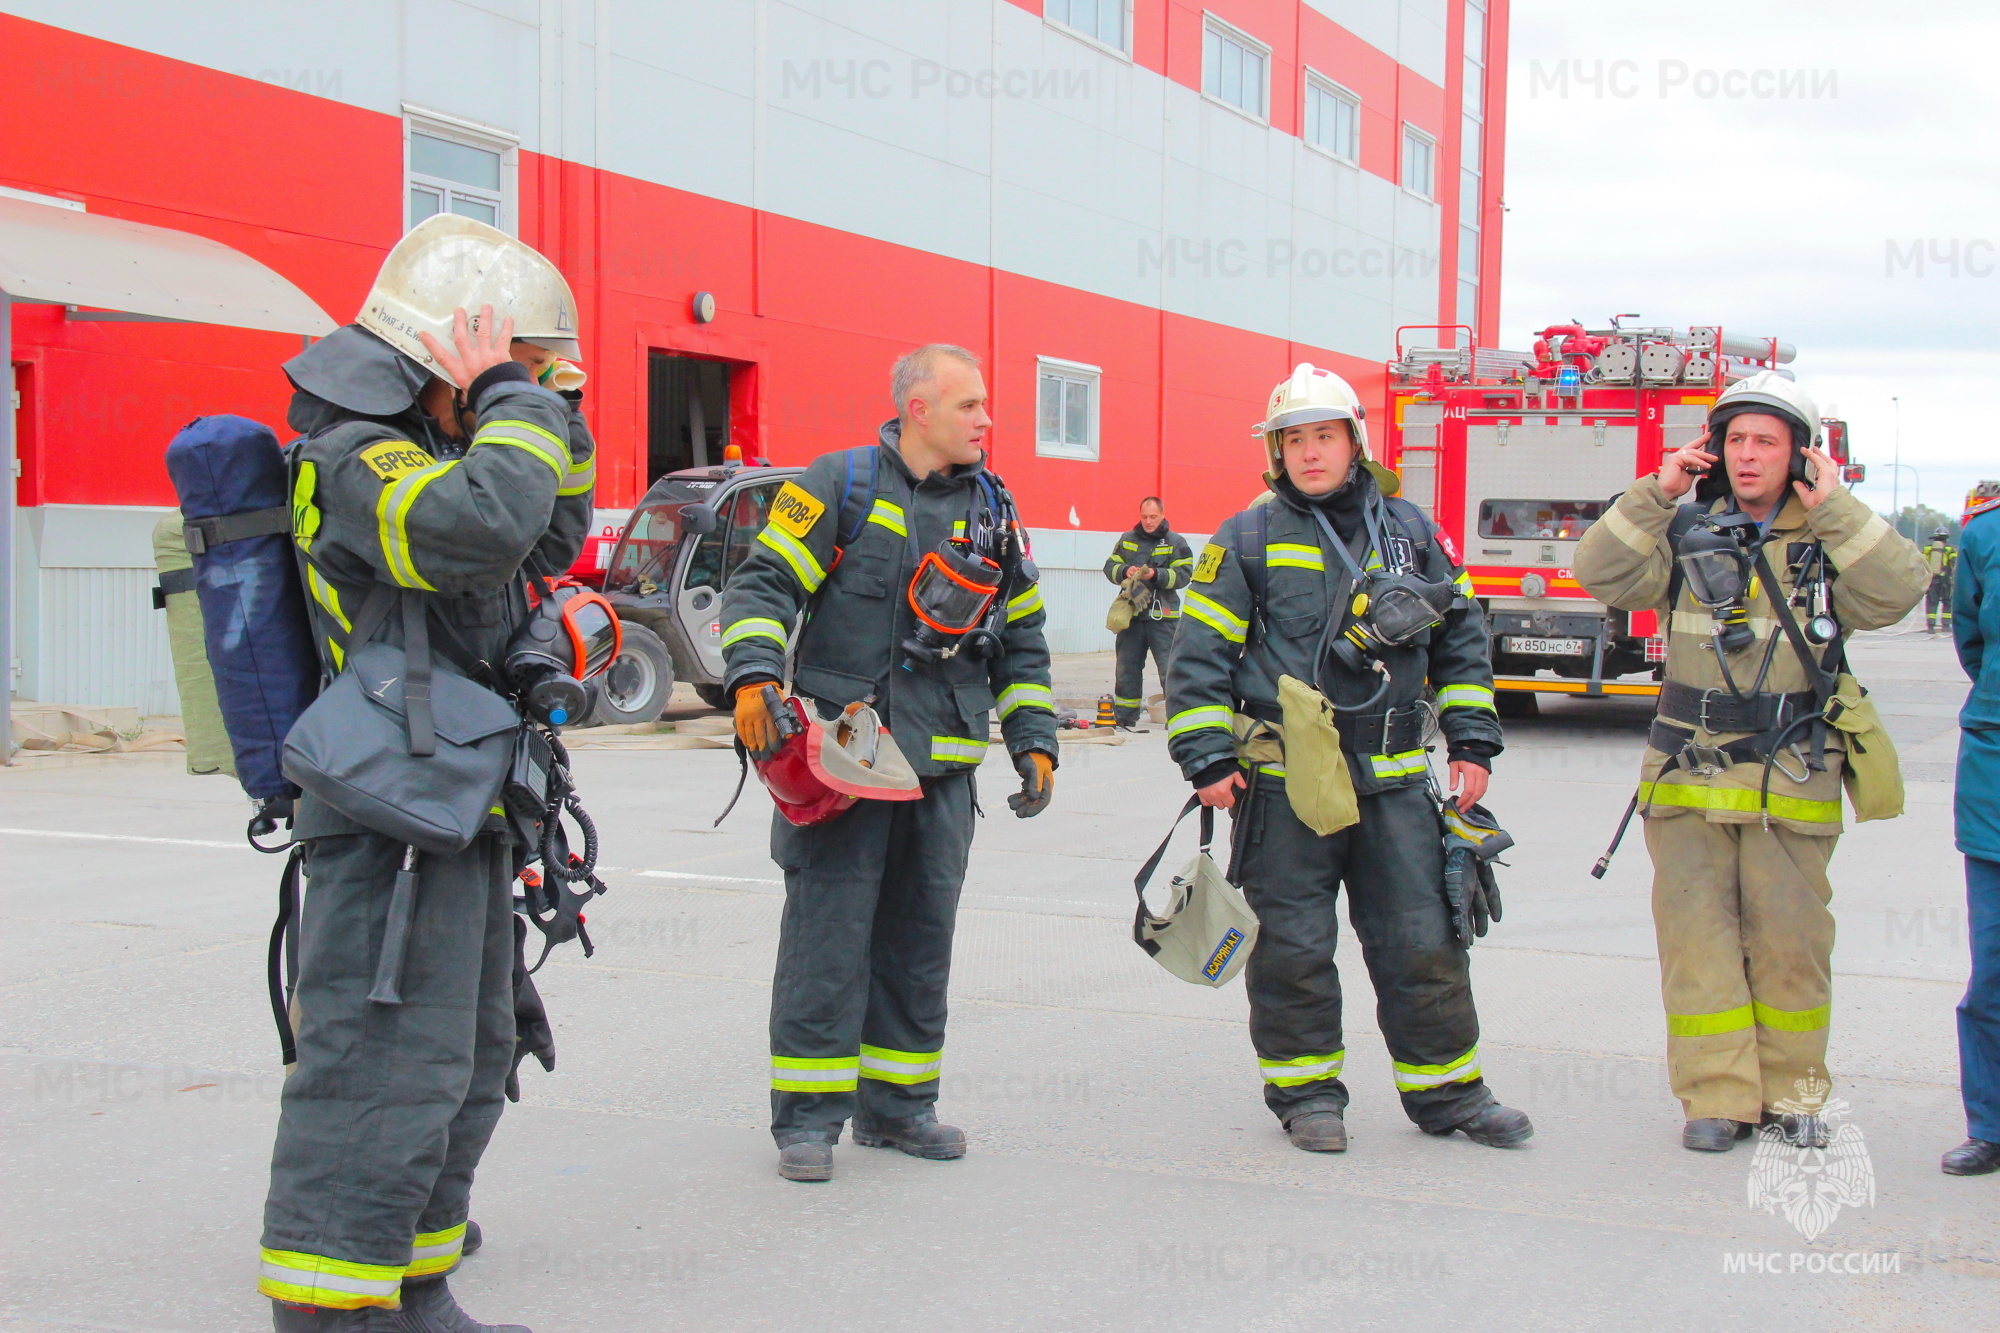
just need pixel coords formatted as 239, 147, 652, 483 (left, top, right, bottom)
718, 344, 1059, 1183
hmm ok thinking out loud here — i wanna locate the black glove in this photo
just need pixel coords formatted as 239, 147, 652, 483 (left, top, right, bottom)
1008, 751, 1055, 819
1440, 802, 1511, 948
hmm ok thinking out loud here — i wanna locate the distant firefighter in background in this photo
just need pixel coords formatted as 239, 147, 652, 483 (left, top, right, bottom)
1103, 497, 1192, 727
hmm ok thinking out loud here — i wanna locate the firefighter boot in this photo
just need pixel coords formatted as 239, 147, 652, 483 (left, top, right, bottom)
1427, 1101, 1534, 1148
375, 1276, 530, 1332
851, 1111, 967, 1160
1285, 1110, 1348, 1153
1683, 1118, 1755, 1152
778, 1140, 835, 1182
1760, 1110, 1829, 1149
272, 1304, 372, 1332
461, 1221, 481, 1258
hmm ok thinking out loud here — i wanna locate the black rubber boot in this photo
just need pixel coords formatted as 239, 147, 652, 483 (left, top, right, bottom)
1285, 1110, 1348, 1153
461, 1221, 481, 1257
851, 1111, 967, 1160
1942, 1138, 2000, 1176
1426, 1101, 1533, 1147
778, 1140, 834, 1182
374, 1276, 530, 1332
272, 1303, 372, 1332
1760, 1111, 1829, 1149
1683, 1118, 1754, 1152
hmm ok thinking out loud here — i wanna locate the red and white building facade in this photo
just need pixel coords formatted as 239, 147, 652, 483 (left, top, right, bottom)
2, 0, 1508, 711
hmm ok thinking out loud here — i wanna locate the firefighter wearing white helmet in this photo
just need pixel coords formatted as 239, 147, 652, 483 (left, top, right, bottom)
1575, 369, 1927, 1155
1165, 363, 1533, 1154
259, 218, 596, 1332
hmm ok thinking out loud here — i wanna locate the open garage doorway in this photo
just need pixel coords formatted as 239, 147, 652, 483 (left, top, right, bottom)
647, 351, 731, 483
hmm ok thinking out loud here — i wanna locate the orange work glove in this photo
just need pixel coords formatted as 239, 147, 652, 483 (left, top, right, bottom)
734, 682, 786, 759
1008, 751, 1056, 819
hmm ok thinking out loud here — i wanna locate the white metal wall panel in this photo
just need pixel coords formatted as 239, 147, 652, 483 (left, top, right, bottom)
33, 566, 177, 716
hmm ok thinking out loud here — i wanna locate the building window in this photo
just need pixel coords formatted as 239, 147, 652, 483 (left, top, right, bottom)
1402, 126, 1436, 199
1046, 0, 1128, 54
1304, 74, 1360, 162
405, 108, 517, 233
1036, 357, 1101, 461
1202, 16, 1268, 121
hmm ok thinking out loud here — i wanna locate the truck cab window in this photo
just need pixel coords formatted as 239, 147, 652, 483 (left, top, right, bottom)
1479, 499, 1607, 540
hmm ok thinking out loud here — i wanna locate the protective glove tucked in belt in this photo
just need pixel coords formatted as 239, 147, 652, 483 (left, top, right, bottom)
1441, 801, 1512, 948
734, 681, 788, 760
1008, 750, 1055, 818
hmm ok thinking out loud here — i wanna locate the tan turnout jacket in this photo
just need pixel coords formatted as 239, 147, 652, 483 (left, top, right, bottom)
1573, 474, 1926, 834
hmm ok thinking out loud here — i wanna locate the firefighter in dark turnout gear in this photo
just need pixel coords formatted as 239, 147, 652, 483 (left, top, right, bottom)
1105, 497, 1194, 725
260, 219, 594, 1333
719, 345, 1059, 1182
1165, 364, 1531, 1153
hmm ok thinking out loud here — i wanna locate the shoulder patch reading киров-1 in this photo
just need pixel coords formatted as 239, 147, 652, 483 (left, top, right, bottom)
359, 441, 436, 482
769, 481, 826, 539
1192, 543, 1227, 583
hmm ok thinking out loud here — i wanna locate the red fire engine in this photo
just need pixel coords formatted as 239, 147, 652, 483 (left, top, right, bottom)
1379, 318, 1857, 714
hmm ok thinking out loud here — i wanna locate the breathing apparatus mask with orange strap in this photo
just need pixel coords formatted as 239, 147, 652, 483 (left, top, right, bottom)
900, 475, 1033, 667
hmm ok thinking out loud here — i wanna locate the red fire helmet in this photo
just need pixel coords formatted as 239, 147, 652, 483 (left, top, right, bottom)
758, 696, 922, 826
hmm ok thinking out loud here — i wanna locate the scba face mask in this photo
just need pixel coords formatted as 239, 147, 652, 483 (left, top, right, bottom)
1329, 571, 1456, 674
902, 538, 1004, 665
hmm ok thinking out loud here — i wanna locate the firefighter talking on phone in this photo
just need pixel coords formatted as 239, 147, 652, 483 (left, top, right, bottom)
1574, 371, 1925, 1154
717, 344, 1059, 1183
1164, 364, 1531, 1155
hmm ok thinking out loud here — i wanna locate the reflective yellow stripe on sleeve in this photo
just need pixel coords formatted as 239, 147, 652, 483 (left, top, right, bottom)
1182, 591, 1248, 644
721, 617, 789, 650
996, 683, 1056, 718
1006, 585, 1044, 622
1167, 705, 1233, 738
375, 461, 457, 591
291, 461, 321, 552
867, 499, 907, 536
1259, 1050, 1345, 1087
771, 1055, 859, 1093
556, 456, 596, 497
1435, 684, 1496, 713
471, 419, 569, 482
1392, 1045, 1481, 1091
1638, 781, 1842, 824
859, 1044, 943, 1085
757, 525, 827, 593
306, 566, 351, 670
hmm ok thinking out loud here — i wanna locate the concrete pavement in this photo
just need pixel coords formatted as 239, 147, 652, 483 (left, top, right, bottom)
3, 619, 1996, 1331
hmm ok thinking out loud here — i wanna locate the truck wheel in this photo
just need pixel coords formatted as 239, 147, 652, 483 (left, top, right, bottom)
1496, 691, 1540, 720
588, 623, 673, 725
693, 683, 730, 711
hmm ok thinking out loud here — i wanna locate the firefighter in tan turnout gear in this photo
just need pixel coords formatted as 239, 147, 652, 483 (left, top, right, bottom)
1574, 371, 1926, 1153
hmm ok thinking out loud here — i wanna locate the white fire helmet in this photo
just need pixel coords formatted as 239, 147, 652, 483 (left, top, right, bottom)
1253, 364, 1369, 470
1709, 370, 1820, 450
357, 214, 581, 377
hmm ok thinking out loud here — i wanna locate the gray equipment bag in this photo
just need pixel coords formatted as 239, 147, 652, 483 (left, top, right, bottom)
282, 587, 519, 855
1132, 795, 1260, 987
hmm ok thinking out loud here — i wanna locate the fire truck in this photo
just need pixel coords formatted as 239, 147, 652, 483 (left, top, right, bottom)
1378, 318, 1858, 715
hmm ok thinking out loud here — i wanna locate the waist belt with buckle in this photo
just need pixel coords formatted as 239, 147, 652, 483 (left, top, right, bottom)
1658, 681, 1818, 734
1241, 700, 1427, 754
1648, 720, 1766, 777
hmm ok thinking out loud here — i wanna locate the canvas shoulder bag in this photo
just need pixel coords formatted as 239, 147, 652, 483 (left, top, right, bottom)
1132, 795, 1260, 987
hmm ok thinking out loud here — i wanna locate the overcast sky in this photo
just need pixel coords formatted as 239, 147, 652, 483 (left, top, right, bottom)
1500, 0, 1999, 523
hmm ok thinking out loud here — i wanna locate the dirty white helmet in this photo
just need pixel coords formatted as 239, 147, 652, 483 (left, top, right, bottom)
357, 214, 581, 376
1709, 370, 1820, 449
1252, 364, 1369, 468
